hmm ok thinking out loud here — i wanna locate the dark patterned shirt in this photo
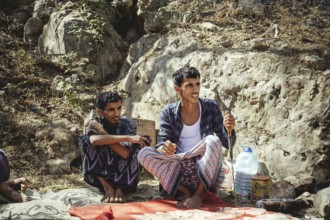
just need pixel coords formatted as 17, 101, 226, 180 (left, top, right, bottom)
79, 116, 140, 192
0, 150, 10, 183
156, 98, 236, 150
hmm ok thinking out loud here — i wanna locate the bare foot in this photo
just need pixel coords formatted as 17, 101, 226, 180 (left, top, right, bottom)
97, 176, 116, 203
183, 194, 203, 208
176, 191, 192, 208
20, 191, 32, 202
6, 177, 28, 192
0, 183, 31, 203
102, 185, 115, 203
114, 188, 127, 203
176, 183, 192, 208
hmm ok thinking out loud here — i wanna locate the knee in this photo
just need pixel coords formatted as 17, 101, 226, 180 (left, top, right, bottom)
137, 147, 153, 164
204, 135, 222, 153
205, 135, 220, 144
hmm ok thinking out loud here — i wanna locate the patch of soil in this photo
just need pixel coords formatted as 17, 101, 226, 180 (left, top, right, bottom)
0, 11, 92, 190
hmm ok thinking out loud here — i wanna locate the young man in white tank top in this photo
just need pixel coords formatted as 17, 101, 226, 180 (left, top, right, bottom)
138, 66, 236, 208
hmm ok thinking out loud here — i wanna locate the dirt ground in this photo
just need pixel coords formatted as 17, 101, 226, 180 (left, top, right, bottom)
0, 2, 329, 218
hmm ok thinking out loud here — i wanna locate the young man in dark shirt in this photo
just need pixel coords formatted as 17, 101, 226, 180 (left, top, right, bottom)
79, 91, 150, 203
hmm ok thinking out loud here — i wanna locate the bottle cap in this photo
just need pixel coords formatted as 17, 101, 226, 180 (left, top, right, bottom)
242, 146, 252, 153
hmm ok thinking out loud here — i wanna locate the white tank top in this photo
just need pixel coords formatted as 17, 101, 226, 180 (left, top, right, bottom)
177, 102, 202, 153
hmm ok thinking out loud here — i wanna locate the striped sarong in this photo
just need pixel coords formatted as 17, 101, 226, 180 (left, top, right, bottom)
0, 150, 10, 183
138, 135, 225, 197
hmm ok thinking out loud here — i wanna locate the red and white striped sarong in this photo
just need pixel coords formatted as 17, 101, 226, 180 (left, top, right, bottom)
137, 135, 225, 197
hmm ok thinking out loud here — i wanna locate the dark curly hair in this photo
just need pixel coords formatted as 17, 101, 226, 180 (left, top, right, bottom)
96, 91, 122, 110
172, 66, 200, 86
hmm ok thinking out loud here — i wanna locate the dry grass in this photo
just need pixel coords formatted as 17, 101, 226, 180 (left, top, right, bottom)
175, 1, 330, 52
31, 174, 87, 193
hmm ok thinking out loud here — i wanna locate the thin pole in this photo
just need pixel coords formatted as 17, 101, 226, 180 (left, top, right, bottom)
227, 131, 238, 206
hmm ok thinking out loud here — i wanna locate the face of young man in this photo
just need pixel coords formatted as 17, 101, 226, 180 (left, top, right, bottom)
175, 77, 200, 103
98, 101, 122, 124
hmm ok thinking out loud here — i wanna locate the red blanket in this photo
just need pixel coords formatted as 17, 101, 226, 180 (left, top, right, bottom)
69, 191, 232, 220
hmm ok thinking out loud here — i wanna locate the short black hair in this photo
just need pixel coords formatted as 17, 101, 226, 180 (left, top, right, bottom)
96, 91, 122, 110
172, 66, 200, 86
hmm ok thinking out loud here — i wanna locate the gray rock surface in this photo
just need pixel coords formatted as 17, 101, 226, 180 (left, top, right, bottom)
314, 187, 330, 218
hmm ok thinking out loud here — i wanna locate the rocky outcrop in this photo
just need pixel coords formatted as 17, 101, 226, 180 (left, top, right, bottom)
112, 0, 330, 197
38, 1, 128, 82
33, 0, 56, 22
23, 17, 43, 44
314, 187, 330, 218
115, 30, 330, 196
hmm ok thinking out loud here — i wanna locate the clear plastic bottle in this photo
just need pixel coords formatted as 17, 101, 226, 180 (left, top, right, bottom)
234, 146, 259, 204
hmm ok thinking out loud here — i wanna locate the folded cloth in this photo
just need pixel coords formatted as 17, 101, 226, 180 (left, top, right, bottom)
68, 191, 231, 220
69, 205, 113, 220
95, 207, 114, 220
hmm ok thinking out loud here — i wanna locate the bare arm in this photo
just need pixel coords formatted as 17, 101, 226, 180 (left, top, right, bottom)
89, 134, 132, 159
90, 134, 130, 146
89, 120, 148, 159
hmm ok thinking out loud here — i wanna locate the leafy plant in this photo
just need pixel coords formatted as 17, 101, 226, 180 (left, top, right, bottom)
78, 0, 116, 45
55, 74, 79, 107
59, 52, 89, 70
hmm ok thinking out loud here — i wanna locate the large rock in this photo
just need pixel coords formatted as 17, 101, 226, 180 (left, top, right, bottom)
33, 0, 56, 22
116, 29, 330, 194
314, 187, 330, 218
23, 17, 44, 44
137, 0, 193, 33
119, 33, 159, 79
38, 1, 128, 82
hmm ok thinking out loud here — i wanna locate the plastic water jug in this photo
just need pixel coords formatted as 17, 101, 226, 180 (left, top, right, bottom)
234, 146, 259, 202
